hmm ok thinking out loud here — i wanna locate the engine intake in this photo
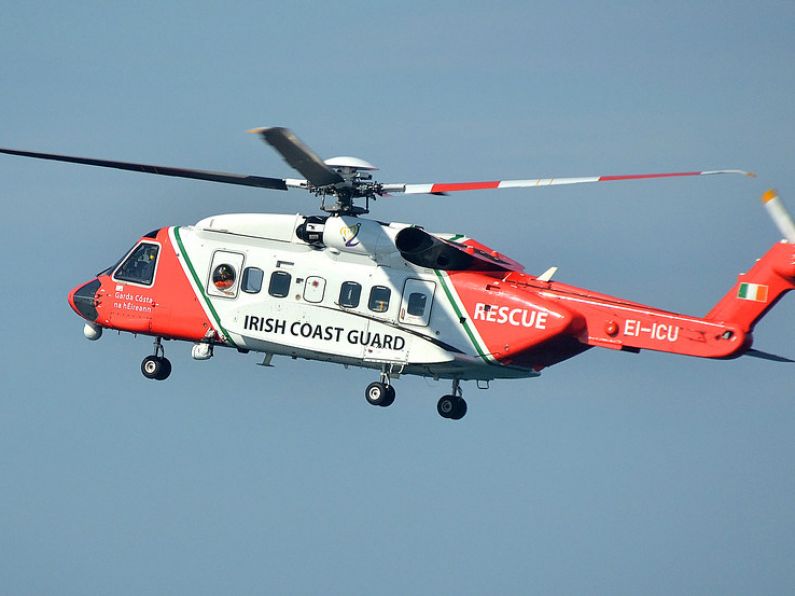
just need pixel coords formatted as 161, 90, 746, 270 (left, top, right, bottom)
395, 227, 475, 270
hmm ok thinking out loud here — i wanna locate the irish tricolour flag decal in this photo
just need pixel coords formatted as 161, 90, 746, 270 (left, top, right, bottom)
737, 282, 769, 302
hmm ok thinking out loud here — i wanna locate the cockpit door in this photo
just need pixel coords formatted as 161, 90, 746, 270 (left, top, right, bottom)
399, 278, 436, 327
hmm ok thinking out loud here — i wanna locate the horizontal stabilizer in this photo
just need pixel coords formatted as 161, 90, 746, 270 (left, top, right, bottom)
744, 348, 795, 363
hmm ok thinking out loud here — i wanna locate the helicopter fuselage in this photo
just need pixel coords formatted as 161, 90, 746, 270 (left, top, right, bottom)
70, 209, 784, 385
62, 203, 795, 419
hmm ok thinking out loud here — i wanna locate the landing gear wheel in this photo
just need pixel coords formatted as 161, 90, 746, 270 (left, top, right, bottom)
365, 382, 389, 406
155, 357, 171, 381
380, 385, 396, 407
141, 355, 162, 379
437, 395, 467, 420
141, 356, 171, 380
450, 397, 467, 420
437, 395, 456, 418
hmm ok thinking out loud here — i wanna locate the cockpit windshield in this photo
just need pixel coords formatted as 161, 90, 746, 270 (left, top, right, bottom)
114, 243, 160, 286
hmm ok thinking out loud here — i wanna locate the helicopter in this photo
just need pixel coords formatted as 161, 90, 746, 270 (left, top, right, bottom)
1, 127, 793, 420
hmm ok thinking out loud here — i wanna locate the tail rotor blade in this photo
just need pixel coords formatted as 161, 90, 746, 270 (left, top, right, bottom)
762, 189, 795, 242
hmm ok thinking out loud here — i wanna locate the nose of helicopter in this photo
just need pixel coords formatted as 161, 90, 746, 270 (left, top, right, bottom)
68, 278, 101, 321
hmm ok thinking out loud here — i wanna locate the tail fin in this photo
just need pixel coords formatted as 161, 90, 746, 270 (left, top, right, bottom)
707, 189, 795, 331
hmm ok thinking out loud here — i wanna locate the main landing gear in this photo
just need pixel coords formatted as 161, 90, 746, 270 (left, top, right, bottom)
364, 370, 396, 407
363, 374, 468, 420
437, 379, 467, 420
141, 337, 171, 381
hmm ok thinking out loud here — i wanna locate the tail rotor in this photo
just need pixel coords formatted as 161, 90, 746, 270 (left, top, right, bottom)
762, 188, 795, 242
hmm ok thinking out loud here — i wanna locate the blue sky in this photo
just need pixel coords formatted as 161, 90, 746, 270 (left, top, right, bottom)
1, 2, 794, 594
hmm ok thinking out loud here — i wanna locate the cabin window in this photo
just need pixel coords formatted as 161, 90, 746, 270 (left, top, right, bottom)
206, 250, 245, 299
268, 270, 292, 298
407, 292, 428, 317
304, 276, 326, 303
114, 243, 159, 286
242, 267, 264, 294
339, 281, 361, 308
212, 264, 236, 291
368, 285, 392, 313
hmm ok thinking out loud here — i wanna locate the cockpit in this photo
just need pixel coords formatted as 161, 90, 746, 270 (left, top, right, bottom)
112, 242, 160, 286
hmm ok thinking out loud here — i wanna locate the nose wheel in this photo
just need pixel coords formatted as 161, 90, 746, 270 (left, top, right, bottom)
141, 337, 171, 380
437, 379, 467, 420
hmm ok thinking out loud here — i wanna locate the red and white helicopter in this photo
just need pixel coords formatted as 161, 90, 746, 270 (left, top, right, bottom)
2, 128, 792, 420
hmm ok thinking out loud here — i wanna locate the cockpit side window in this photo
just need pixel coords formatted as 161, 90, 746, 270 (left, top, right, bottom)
114, 243, 159, 286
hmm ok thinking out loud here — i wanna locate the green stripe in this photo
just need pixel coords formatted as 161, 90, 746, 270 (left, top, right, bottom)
433, 269, 497, 365
173, 226, 235, 347
448, 234, 464, 243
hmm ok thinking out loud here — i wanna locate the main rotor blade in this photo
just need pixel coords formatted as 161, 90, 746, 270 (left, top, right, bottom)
0, 147, 289, 190
381, 169, 754, 195
250, 127, 343, 188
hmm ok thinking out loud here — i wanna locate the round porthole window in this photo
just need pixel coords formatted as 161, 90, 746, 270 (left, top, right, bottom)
212, 264, 236, 290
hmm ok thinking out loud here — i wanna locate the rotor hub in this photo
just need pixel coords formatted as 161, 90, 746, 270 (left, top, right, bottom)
314, 156, 383, 214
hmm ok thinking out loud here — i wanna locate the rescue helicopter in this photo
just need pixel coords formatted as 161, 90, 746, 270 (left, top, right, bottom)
2, 128, 793, 420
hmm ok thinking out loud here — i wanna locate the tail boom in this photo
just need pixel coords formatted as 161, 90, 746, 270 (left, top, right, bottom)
511, 189, 794, 364
539, 283, 748, 359
542, 239, 795, 360
558, 190, 795, 359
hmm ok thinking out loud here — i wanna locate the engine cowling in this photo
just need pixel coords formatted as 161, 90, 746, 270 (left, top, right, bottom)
322, 216, 397, 258
395, 227, 521, 272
